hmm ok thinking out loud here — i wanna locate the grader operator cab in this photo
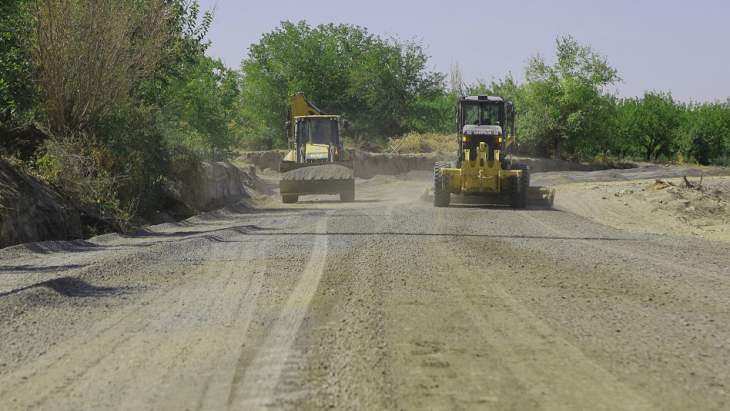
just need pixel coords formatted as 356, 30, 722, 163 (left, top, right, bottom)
279, 93, 355, 203
433, 96, 529, 208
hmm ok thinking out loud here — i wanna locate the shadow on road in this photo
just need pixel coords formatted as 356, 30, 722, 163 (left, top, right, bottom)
41, 277, 130, 297
21, 240, 101, 255
126, 224, 269, 239
0, 264, 86, 273
225, 231, 639, 242
294, 199, 383, 204
446, 204, 557, 211
0, 277, 131, 298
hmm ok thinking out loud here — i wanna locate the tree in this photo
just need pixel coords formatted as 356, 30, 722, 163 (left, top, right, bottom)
158, 55, 244, 158
31, 0, 170, 133
240, 21, 445, 148
0, 0, 34, 125
631, 91, 682, 161
519, 35, 620, 159
681, 102, 730, 165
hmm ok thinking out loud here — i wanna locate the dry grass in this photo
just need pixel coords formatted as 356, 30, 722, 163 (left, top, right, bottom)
388, 133, 457, 155
32, 0, 169, 132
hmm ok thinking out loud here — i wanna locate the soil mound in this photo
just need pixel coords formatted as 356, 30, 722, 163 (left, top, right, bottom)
0, 159, 82, 248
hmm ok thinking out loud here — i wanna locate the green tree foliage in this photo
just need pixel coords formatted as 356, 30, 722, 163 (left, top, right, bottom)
157, 55, 244, 158
518, 36, 620, 159
406, 91, 455, 134
681, 102, 730, 165
487, 36, 730, 165
25, 0, 230, 222
240, 21, 445, 148
481, 75, 521, 104
0, 0, 34, 125
615, 92, 683, 161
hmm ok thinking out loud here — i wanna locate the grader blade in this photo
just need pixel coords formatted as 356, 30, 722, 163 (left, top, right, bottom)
527, 186, 555, 208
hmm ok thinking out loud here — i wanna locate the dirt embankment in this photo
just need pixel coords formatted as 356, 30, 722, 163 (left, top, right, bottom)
0, 159, 82, 248
238, 150, 624, 179
164, 161, 264, 215
0, 160, 264, 249
511, 156, 633, 172
238, 150, 289, 172
239, 150, 442, 178
554, 175, 730, 242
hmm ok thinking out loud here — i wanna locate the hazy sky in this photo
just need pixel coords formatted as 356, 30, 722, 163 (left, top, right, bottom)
198, 0, 729, 102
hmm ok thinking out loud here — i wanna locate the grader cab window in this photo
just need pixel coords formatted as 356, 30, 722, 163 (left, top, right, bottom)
463, 103, 502, 126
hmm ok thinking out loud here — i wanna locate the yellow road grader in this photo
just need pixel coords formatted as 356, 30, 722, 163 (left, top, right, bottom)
433, 95, 529, 208
279, 93, 355, 203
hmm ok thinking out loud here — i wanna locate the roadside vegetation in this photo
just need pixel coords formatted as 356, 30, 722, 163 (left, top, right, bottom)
1, 1, 729, 227
1, 0, 240, 229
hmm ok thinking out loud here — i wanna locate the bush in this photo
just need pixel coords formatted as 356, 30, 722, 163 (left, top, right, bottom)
31, 0, 169, 133
93, 105, 170, 218
35, 134, 133, 230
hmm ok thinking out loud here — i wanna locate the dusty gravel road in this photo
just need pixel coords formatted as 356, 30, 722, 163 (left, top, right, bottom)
1, 171, 729, 410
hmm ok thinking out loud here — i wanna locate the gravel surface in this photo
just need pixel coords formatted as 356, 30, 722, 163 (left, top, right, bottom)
0, 169, 729, 410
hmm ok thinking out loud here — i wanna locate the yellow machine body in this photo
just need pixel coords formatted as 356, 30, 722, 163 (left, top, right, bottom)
441, 141, 523, 195
279, 93, 355, 203
433, 95, 528, 208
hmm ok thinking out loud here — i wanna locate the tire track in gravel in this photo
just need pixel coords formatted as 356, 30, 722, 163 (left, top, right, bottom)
0, 236, 214, 405
231, 210, 333, 409
190, 247, 268, 411
0, 229, 267, 410
294, 204, 397, 409
520, 211, 730, 289
0, 241, 225, 409
430, 206, 654, 410
65, 241, 248, 410
105, 237, 267, 411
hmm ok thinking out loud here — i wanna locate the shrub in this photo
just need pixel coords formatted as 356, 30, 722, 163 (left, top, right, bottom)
31, 0, 169, 133
36, 134, 133, 230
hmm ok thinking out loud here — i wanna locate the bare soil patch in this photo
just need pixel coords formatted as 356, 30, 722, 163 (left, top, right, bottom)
554, 176, 730, 242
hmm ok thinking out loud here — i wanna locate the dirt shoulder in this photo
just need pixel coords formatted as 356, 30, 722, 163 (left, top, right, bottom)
553, 175, 730, 242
